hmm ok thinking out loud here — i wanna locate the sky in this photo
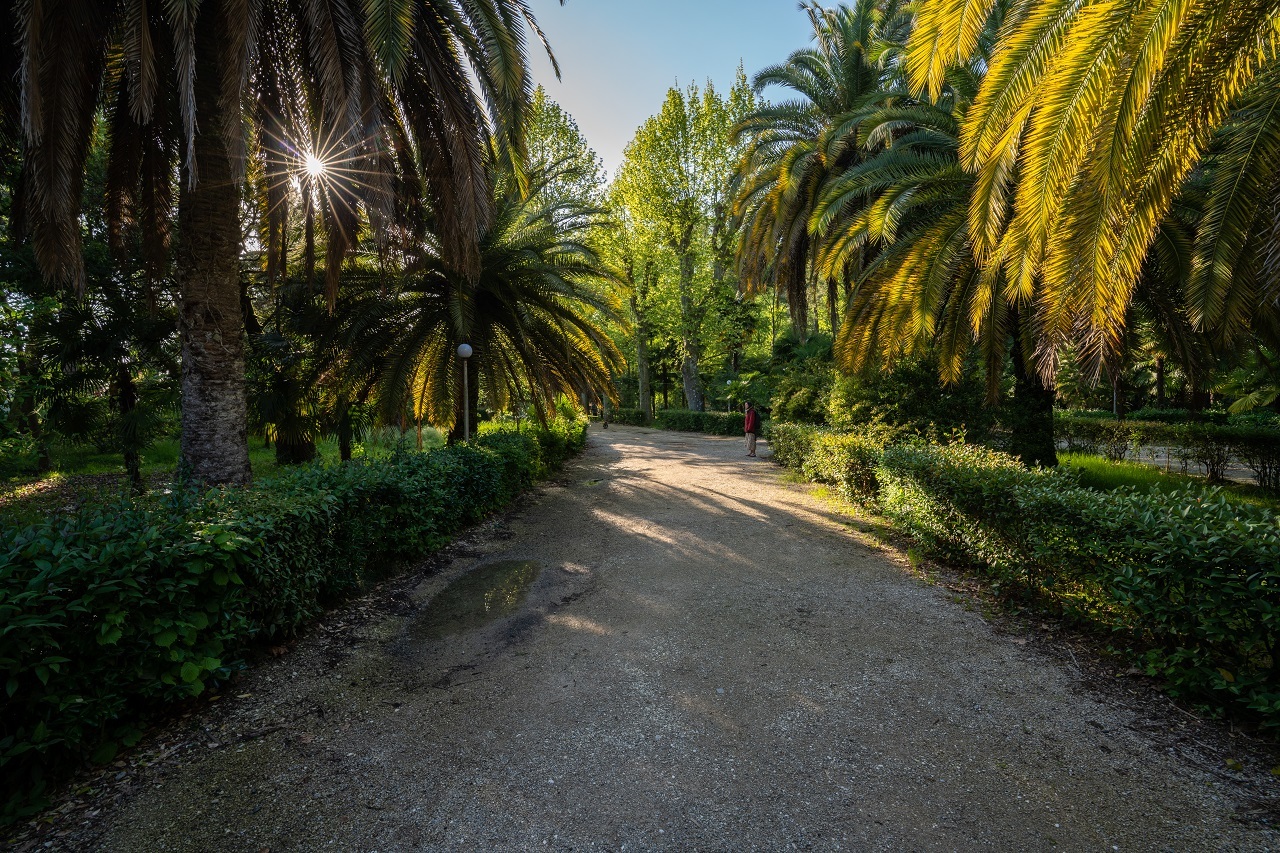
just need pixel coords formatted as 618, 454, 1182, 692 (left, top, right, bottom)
525, 1, 817, 178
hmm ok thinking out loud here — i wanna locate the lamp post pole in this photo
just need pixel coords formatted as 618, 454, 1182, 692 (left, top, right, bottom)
457, 343, 473, 441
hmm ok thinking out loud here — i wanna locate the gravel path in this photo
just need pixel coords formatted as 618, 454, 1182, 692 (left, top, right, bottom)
89, 425, 1276, 851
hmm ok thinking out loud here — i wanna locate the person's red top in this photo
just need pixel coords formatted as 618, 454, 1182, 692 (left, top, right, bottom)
744, 408, 760, 434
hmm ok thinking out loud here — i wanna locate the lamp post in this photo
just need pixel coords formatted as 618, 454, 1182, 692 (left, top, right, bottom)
457, 343, 473, 441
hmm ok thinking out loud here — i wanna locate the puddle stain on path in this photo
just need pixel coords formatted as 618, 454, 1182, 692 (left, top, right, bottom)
411, 560, 542, 639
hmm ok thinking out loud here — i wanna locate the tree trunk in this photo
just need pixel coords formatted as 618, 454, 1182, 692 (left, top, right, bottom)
1155, 356, 1166, 408
275, 434, 317, 465
783, 234, 809, 342
1007, 319, 1058, 468
176, 4, 251, 486
117, 364, 143, 493
678, 249, 704, 411
338, 409, 353, 462
827, 276, 839, 338
632, 295, 652, 422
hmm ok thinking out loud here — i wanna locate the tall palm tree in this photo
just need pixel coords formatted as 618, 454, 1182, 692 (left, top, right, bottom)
314, 160, 622, 438
906, 0, 1280, 377
732, 0, 903, 342
17, 0, 552, 484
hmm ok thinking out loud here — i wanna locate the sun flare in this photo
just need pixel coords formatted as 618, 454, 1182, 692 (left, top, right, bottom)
304, 153, 326, 178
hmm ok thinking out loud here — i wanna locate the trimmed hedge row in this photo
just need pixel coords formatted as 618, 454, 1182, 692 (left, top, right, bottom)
654, 409, 746, 435
608, 408, 651, 427
0, 418, 587, 817
1055, 412, 1280, 490
771, 423, 1280, 726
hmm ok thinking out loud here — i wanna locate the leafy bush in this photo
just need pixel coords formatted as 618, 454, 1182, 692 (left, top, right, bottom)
775, 425, 897, 503
654, 409, 746, 435
769, 371, 832, 424
0, 417, 586, 818
1056, 412, 1280, 491
608, 408, 651, 427
827, 355, 992, 441
772, 421, 1280, 726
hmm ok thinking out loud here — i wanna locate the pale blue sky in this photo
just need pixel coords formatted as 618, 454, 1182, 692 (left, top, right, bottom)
526, 1, 816, 177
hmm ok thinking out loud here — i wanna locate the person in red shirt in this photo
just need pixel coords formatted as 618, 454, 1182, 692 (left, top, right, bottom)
743, 401, 761, 457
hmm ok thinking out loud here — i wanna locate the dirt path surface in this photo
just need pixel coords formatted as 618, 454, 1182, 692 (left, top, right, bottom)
89, 426, 1275, 851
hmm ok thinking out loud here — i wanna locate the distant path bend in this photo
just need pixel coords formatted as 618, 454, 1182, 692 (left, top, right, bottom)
97, 425, 1274, 851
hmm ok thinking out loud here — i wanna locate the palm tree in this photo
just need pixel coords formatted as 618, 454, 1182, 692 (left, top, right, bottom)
732, 0, 904, 342
315, 160, 622, 439
17, 0, 552, 484
906, 0, 1280, 377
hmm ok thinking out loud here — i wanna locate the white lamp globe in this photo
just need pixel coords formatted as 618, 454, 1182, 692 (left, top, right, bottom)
456, 343, 473, 359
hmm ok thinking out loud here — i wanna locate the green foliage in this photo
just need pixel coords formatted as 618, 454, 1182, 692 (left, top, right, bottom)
1055, 412, 1280, 490
654, 410, 746, 436
827, 356, 992, 440
773, 421, 1280, 727
609, 408, 651, 427
771, 423, 896, 503
0, 417, 586, 818
769, 371, 832, 424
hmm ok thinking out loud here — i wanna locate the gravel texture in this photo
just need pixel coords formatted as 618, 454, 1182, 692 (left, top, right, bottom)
43, 425, 1280, 850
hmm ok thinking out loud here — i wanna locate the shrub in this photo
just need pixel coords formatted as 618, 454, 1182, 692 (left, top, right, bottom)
609, 408, 650, 427
775, 420, 1280, 726
1056, 412, 1280, 491
799, 427, 896, 503
828, 355, 993, 441
654, 410, 746, 436
765, 422, 817, 470
0, 417, 586, 818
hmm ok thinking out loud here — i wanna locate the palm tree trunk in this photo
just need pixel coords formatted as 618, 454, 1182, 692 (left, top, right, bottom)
1006, 310, 1058, 468
784, 236, 810, 342
176, 10, 251, 485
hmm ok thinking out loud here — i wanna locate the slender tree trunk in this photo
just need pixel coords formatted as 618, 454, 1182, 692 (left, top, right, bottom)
117, 364, 143, 493
1007, 315, 1058, 468
176, 5, 251, 485
827, 277, 839, 339
677, 248, 704, 411
338, 410, 353, 462
632, 294, 652, 422
1155, 356, 1166, 408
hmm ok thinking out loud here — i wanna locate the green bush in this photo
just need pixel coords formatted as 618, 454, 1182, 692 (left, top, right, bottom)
609, 408, 651, 427
654, 409, 746, 435
827, 355, 993, 441
1056, 412, 1280, 490
0, 417, 586, 818
773, 421, 1280, 726
784, 425, 896, 503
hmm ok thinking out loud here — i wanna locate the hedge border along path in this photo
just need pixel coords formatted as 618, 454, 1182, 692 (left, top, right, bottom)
1054, 411, 1280, 490
768, 422, 1280, 729
609, 408, 749, 436
0, 418, 588, 821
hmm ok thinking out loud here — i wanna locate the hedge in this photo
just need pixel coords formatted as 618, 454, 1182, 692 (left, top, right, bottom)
771, 423, 1280, 726
608, 408, 651, 427
0, 418, 587, 819
654, 409, 746, 435
1055, 412, 1280, 490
